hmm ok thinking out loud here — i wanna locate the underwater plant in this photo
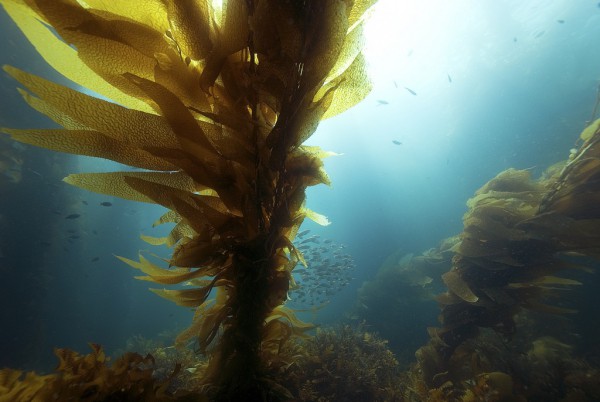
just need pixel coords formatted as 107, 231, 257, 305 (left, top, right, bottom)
0, 343, 192, 401
280, 324, 404, 402
0, 0, 376, 399
410, 120, 600, 397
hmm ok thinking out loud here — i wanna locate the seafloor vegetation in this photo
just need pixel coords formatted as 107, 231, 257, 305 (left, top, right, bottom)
3, 122, 600, 401
2, 0, 600, 401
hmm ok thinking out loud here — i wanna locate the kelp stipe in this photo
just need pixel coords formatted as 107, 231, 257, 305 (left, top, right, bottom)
0, 0, 377, 399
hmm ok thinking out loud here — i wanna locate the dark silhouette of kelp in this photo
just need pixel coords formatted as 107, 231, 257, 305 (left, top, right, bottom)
409, 120, 600, 400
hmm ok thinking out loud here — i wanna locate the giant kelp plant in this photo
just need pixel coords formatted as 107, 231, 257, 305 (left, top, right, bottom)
0, 0, 376, 399
409, 120, 600, 400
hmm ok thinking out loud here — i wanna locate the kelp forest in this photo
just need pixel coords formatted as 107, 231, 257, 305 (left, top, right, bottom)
1, 1, 600, 401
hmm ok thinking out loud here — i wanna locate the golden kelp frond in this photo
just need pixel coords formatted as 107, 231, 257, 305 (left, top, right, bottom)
300, 146, 342, 160
1, 1, 152, 111
136, 267, 209, 286
303, 2, 350, 89
140, 234, 168, 246
153, 210, 181, 227
82, 1, 168, 33
175, 287, 229, 352
325, 10, 365, 84
116, 253, 183, 276
441, 270, 479, 303
529, 275, 582, 287
117, 253, 221, 285
200, 3, 251, 90
579, 118, 600, 142
3, 128, 175, 171
321, 53, 371, 120
268, 306, 315, 332
124, 74, 217, 153
286, 148, 332, 186
348, 0, 379, 29
165, 222, 197, 248
301, 207, 331, 226
164, 2, 213, 61
150, 211, 205, 248
170, 236, 228, 269
288, 85, 337, 148
151, 277, 227, 307
24, 0, 207, 110
3, 66, 180, 148
63, 171, 200, 203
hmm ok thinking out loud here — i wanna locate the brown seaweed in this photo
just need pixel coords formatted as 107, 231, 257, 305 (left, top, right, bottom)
0, 0, 376, 399
411, 121, 600, 396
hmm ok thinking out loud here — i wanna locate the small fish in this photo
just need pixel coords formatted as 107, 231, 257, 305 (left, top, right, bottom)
82, 200, 88, 205
534, 30, 545, 38
68, 235, 80, 239
404, 87, 417, 96
92, 230, 98, 235
447, 74, 452, 83
376, 99, 389, 105
65, 214, 80, 219
297, 229, 311, 238
91, 257, 100, 262
27, 168, 43, 178
393, 80, 398, 88
100, 202, 112, 207
300, 236, 319, 245
392, 140, 402, 145
513, 37, 518, 42
556, 19, 564, 24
